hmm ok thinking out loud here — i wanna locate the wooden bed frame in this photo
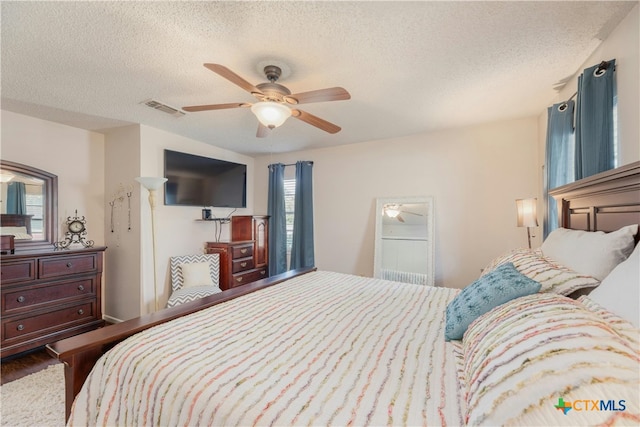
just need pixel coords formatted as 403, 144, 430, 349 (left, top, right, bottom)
47, 162, 639, 420
47, 267, 316, 419
0, 213, 33, 235
550, 160, 640, 239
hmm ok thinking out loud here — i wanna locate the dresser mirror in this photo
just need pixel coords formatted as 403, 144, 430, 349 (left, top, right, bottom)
0, 160, 58, 251
373, 196, 434, 286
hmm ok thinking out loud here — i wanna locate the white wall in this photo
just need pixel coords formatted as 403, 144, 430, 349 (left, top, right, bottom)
254, 117, 540, 289
0, 113, 255, 321
103, 125, 142, 322
2, 4, 634, 313
1, 110, 106, 241
137, 125, 254, 315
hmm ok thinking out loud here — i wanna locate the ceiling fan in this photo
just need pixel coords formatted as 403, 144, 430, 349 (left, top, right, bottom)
383, 204, 424, 223
183, 64, 351, 137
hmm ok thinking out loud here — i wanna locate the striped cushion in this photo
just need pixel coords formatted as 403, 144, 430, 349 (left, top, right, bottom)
462, 293, 639, 426
579, 295, 640, 350
167, 254, 221, 308
481, 248, 599, 296
166, 285, 222, 308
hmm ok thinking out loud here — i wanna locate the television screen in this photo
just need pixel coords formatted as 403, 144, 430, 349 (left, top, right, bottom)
164, 150, 247, 208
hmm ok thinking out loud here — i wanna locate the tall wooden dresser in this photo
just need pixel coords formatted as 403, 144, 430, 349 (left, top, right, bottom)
1, 247, 105, 358
206, 215, 269, 290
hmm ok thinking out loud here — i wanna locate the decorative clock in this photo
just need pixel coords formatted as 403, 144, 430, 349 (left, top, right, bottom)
55, 210, 94, 249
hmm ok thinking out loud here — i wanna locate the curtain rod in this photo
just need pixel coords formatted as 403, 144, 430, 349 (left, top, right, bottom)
559, 60, 612, 107
558, 92, 577, 110
267, 161, 314, 168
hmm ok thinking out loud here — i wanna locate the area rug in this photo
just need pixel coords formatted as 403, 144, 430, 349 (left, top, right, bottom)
0, 364, 65, 426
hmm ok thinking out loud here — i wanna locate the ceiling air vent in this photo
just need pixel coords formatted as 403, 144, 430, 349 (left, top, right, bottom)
141, 99, 186, 117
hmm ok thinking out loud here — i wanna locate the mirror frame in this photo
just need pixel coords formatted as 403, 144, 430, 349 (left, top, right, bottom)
374, 196, 435, 286
0, 160, 58, 252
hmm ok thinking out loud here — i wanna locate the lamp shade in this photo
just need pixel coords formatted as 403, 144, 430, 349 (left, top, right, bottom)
251, 101, 292, 129
135, 176, 167, 191
516, 198, 538, 227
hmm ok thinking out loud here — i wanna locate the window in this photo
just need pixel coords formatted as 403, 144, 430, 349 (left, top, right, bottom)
25, 184, 44, 238
284, 178, 296, 252
613, 92, 618, 166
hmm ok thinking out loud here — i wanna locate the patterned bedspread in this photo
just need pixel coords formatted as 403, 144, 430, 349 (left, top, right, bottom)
68, 271, 464, 426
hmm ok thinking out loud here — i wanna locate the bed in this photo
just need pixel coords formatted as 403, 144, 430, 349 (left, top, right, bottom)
0, 213, 33, 239
48, 161, 640, 426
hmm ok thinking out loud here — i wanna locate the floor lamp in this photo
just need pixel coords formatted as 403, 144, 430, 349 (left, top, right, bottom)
136, 176, 167, 312
516, 198, 538, 249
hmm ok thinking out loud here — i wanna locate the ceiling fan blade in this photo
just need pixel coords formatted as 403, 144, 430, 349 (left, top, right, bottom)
401, 210, 423, 216
203, 63, 263, 96
256, 123, 270, 138
182, 102, 247, 112
285, 87, 351, 105
291, 109, 341, 134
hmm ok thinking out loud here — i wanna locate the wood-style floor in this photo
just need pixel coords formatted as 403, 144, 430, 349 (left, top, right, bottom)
1, 348, 61, 385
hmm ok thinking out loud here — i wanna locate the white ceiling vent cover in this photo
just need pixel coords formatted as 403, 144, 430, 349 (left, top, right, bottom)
141, 99, 186, 117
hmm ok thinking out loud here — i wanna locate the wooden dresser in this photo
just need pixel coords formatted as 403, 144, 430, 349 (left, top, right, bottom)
1, 246, 105, 359
206, 215, 269, 290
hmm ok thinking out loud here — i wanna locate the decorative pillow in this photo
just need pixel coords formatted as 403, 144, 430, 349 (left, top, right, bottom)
540, 225, 638, 280
481, 248, 599, 296
180, 262, 215, 288
445, 262, 541, 341
462, 293, 639, 426
587, 243, 640, 328
518, 255, 600, 296
480, 248, 543, 277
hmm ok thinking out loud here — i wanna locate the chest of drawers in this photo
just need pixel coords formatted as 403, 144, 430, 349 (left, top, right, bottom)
205, 241, 268, 290
1, 247, 105, 358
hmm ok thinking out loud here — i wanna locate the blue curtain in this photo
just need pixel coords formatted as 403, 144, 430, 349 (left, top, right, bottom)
290, 161, 315, 270
544, 101, 575, 238
575, 59, 616, 180
6, 182, 27, 214
267, 163, 287, 275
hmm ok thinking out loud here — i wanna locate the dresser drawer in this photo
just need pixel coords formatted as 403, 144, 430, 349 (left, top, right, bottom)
0, 260, 36, 284
231, 267, 268, 288
232, 257, 254, 273
38, 254, 98, 279
231, 244, 253, 260
3, 300, 96, 340
2, 278, 95, 313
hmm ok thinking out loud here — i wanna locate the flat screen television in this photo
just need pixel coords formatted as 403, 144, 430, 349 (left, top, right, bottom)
164, 149, 247, 208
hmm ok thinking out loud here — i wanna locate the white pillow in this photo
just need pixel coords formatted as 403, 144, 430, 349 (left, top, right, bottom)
180, 262, 214, 288
540, 225, 638, 280
589, 243, 639, 328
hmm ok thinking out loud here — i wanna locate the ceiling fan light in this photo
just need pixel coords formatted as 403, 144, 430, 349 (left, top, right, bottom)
0, 172, 15, 183
251, 101, 291, 129
384, 204, 400, 218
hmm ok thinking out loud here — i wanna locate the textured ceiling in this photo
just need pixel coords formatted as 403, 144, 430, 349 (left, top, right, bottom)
1, 1, 636, 156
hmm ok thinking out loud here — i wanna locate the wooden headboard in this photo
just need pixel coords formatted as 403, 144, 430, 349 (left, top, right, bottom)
550, 161, 640, 241
0, 213, 33, 235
